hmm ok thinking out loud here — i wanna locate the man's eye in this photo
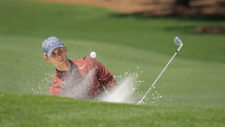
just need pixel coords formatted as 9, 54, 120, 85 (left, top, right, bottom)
58, 50, 63, 55
51, 53, 56, 56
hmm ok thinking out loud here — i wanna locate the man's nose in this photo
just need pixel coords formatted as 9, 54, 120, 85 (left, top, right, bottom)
57, 52, 61, 56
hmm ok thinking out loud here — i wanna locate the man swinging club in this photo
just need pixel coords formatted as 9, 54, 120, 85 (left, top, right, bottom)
42, 37, 117, 99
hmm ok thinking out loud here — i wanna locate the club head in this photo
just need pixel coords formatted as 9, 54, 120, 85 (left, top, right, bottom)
174, 36, 183, 46
174, 36, 183, 52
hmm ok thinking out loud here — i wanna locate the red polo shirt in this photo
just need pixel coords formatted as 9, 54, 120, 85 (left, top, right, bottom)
49, 56, 117, 99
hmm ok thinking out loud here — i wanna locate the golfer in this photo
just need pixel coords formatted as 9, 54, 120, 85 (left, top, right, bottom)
42, 37, 117, 99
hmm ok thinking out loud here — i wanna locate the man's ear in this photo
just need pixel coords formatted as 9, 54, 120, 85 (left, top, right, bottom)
44, 56, 50, 62
64, 46, 67, 52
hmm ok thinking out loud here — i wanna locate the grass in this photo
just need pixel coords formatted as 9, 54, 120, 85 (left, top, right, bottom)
0, 0, 225, 62
0, 94, 225, 127
0, 0, 225, 126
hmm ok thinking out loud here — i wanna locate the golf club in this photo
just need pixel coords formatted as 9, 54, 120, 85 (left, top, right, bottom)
137, 36, 183, 104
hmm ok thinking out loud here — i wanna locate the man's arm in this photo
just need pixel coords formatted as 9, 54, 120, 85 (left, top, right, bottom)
49, 77, 66, 96
91, 58, 118, 90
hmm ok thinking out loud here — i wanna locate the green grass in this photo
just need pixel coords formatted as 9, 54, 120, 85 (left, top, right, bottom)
0, 94, 225, 127
0, 0, 225, 62
0, 0, 225, 126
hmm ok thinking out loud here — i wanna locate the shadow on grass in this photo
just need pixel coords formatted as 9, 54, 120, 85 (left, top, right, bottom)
109, 13, 225, 22
164, 25, 196, 34
109, 13, 225, 35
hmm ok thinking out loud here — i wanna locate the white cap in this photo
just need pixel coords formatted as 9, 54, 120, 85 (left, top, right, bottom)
42, 37, 64, 56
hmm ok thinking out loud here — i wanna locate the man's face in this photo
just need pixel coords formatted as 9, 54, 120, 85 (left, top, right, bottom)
47, 47, 68, 68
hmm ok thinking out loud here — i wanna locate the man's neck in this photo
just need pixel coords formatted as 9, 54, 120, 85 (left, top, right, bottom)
56, 59, 71, 72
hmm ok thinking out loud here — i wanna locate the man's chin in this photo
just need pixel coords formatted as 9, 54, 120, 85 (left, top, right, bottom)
59, 61, 66, 64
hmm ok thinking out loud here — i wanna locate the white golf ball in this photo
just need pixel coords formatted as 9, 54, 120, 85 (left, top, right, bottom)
90, 51, 96, 58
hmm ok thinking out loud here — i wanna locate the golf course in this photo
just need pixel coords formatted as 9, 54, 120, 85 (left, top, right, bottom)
0, 0, 225, 126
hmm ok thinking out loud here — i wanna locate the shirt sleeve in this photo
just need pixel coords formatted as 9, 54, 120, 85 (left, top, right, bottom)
49, 76, 66, 96
91, 57, 118, 90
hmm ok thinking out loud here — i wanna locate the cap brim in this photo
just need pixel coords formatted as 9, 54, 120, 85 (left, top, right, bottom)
47, 44, 64, 57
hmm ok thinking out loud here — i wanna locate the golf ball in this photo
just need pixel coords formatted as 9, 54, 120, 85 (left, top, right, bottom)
90, 51, 96, 58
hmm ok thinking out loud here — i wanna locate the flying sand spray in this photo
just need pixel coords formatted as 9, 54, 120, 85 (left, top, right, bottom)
89, 51, 138, 103
89, 37, 183, 104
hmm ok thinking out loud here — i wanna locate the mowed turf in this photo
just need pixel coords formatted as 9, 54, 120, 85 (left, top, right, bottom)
0, 0, 225, 126
0, 0, 225, 62
0, 94, 225, 127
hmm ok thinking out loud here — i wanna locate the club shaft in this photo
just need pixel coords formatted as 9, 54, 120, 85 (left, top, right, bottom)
137, 51, 178, 104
